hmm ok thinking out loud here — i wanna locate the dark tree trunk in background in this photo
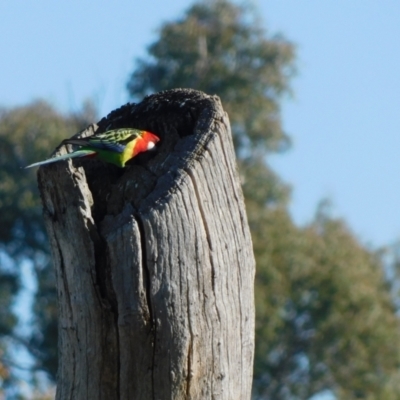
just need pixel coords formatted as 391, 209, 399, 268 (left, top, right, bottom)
38, 89, 255, 399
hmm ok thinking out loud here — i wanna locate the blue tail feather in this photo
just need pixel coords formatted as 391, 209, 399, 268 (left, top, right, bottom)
24, 150, 96, 169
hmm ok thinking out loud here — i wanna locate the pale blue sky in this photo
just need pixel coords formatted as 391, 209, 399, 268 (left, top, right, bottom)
1, 0, 400, 248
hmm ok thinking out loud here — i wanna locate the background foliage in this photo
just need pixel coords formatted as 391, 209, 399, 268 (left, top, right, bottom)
1, 1, 399, 399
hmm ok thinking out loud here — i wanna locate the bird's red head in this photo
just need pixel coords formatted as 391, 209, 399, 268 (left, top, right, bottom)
133, 131, 160, 156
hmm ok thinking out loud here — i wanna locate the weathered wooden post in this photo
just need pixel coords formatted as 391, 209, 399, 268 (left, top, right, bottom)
38, 89, 255, 399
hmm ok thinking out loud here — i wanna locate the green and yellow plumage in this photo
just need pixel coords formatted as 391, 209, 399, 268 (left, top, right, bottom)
25, 128, 160, 169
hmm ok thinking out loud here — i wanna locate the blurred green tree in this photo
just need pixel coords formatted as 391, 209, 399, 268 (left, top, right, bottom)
127, 0, 295, 165
0, 255, 18, 393
0, 100, 96, 386
127, 1, 400, 399
252, 203, 400, 399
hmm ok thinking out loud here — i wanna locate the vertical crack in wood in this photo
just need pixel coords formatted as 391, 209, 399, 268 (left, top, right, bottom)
50, 228, 76, 400
52, 230, 74, 331
186, 267, 194, 399
136, 213, 156, 400
186, 168, 221, 322
95, 233, 121, 400
114, 299, 121, 400
79, 198, 121, 398
85, 322, 89, 398
186, 339, 193, 399
185, 166, 221, 397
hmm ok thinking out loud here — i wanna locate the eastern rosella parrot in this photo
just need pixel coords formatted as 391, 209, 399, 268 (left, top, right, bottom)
25, 128, 160, 169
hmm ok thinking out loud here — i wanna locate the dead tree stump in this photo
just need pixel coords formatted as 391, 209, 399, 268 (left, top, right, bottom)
38, 89, 255, 400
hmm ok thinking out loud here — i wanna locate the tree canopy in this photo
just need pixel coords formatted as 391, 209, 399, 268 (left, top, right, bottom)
127, 0, 295, 155
252, 204, 400, 399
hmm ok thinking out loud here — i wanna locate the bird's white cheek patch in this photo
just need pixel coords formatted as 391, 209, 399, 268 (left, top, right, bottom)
147, 141, 156, 151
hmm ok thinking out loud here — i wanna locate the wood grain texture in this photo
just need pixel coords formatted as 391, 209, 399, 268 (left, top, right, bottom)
38, 89, 255, 399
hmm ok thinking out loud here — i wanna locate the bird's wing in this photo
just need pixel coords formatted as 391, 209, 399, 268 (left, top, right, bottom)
65, 138, 126, 153
63, 128, 143, 154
